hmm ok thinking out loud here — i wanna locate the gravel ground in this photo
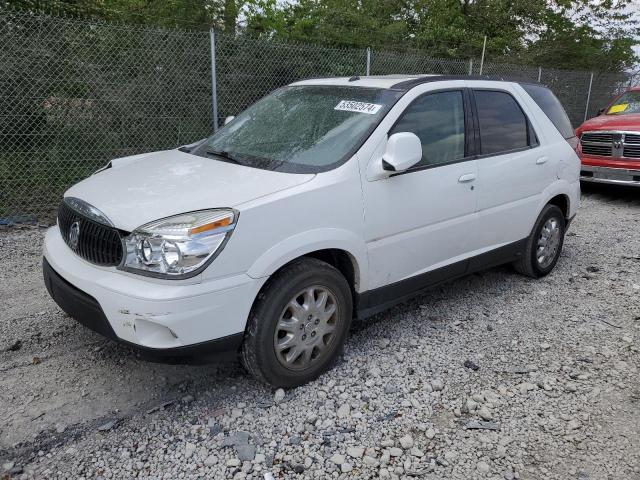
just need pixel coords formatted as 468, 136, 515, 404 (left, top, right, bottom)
1, 184, 639, 480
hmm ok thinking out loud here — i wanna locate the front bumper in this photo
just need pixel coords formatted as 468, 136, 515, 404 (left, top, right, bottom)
580, 165, 640, 187
43, 226, 265, 357
43, 258, 243, 361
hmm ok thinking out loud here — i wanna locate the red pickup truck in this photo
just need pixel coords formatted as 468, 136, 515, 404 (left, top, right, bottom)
576, 87, 640, 187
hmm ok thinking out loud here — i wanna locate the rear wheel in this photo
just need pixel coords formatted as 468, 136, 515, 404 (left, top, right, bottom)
514, 204, 565, 278
241, 258, 352, 388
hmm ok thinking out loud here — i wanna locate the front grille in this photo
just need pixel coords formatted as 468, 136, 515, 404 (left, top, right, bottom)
581, 132, 614, 143
581, 143, 613, 156
58, 201, 123, 267
580, 131, 640, 160
624, 133, 640, 145
580, 132, 613, 157
623, 145, 640, 158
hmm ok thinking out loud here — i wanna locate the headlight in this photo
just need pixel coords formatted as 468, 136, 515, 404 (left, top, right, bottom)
119, 209, 238, 278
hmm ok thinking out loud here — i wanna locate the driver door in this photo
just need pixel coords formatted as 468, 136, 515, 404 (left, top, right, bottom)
359, 87, 478, 301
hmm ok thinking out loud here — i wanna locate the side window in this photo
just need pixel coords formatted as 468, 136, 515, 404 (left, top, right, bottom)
390, 90, 466, 168
475, 90, 534, 155
520, 84, 574, 139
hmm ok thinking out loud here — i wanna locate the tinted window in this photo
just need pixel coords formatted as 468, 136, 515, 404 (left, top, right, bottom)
390, 91, 465, 168
475, 90, 531, 155
521, 84, 574, 139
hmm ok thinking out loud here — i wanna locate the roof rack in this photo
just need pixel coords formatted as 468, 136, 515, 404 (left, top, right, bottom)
391, 75, 543, 90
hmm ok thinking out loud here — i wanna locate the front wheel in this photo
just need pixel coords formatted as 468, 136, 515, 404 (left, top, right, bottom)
514, 204, 566, 278
241, 257, 353, 388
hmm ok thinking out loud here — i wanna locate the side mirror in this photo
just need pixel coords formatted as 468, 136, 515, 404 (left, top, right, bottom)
224, 115, 235, 125
382, 132, 422, 172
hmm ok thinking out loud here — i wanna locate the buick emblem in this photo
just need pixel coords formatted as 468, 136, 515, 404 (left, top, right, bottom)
69, 221, 80, 250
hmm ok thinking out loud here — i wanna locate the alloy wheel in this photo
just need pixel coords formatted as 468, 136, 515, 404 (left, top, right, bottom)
536, 217, 561, 269
273, 285, 340, 371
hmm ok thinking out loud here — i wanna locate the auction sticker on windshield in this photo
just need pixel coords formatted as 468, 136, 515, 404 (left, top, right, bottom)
335, 100, 383, 114
608, 103, 628, 114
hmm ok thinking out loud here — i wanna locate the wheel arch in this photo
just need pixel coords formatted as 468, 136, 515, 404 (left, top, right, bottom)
248, 247, 362, 322
546, 193, 570, 219
246, 229, 368, 293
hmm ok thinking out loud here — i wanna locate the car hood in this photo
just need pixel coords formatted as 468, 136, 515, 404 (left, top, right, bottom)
65, 149, 314, 232
577, 113, 640, 134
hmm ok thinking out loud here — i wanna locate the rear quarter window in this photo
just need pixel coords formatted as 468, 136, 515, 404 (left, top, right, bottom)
521, 84, 575, 140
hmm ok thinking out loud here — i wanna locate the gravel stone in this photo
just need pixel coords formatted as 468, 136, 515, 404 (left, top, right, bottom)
399, 434, 414, 449
363, 455, 379, 467
478, 406, 493, 421
274, 388, 285, 403
336, 403, 351, 418
184, 442, 196, 459
97, 420, 115, 432
235, 443, 256, 461
389, 447, 403, 457
463, 359, 480, 370
431, 378, 444, 391
347, 446, 364, 458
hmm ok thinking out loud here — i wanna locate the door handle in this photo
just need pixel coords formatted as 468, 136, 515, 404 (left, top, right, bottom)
458, 173, 476, 183
536, 156, 549, 165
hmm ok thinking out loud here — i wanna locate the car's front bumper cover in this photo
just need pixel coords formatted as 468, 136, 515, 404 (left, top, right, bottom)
43, 257, 244, 362
580, 164, 640, 187
43, 226, 265, 360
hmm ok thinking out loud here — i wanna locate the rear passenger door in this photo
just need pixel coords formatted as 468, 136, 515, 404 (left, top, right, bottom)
469, 83, 551, 252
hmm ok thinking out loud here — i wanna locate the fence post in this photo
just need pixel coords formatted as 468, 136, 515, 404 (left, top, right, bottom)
468, 59, 473, 75
584, 72, 594, 122
366, 47, 371, 76
479, 36, 487, 75
537, 66, 542, 82
209, 28, 219, 132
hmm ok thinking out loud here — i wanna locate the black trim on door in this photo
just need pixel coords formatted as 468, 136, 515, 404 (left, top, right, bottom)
356, 238, 527, 319
463, 88, 479, 158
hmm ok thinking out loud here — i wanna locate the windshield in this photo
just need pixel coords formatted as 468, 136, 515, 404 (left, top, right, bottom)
192, 85, 403, 173
606, 91, 640, 115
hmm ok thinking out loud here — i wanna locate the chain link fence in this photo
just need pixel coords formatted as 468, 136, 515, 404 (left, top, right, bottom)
1, 9, 636, 224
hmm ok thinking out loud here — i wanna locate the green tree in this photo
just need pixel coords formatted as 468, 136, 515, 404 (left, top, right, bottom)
525, 0, 640, 71
246, 0, 411, 48
244, 0, 639, 71
5, 0, 252, 31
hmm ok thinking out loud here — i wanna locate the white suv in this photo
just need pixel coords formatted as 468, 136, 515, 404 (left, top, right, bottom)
43, 75, 580, 387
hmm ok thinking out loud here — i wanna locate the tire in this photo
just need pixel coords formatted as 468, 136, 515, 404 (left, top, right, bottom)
514, 204, 566, 278
241, 257, 353, 388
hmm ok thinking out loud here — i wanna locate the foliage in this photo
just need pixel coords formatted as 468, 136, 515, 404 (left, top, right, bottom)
244, 0, 639, 72
5, 1, 638, 71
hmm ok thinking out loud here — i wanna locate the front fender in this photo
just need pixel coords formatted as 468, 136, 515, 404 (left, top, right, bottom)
246, 228, 369, 292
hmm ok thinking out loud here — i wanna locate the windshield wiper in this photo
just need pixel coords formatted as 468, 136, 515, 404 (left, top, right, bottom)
204, 149, 245, 165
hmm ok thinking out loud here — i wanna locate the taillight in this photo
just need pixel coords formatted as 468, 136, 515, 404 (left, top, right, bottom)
566, 136, 579, 152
